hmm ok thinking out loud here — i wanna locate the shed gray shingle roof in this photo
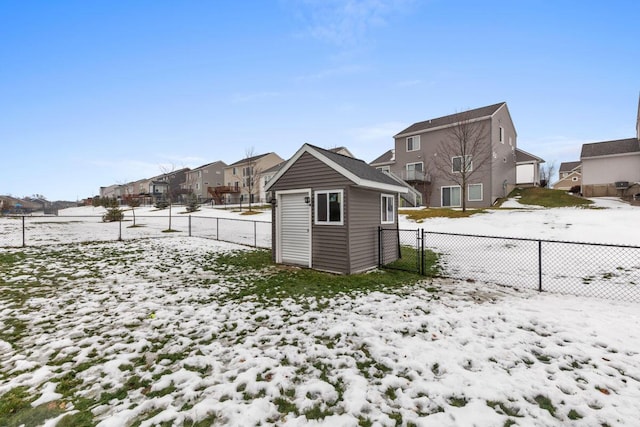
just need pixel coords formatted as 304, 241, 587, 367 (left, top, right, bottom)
580, 138, 640, 158
395, 102, 506, 137
308, 144, 402, 188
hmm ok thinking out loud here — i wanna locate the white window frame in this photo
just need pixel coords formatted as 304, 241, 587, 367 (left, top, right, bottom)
406, 135, 420, 152
377, 165, 391, 173
468, 183, 483, 202
315, 190, 344, 225
406, 161, 424, 180
441, 185, 461, 207
381, 194, 395, 224
452, 155, 473, 173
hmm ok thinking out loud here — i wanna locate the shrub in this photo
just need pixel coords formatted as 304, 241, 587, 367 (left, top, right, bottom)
102, 199, 124, 222
155, 199, 169, 209
185, 194, 200, 213
569, 185, 581, 194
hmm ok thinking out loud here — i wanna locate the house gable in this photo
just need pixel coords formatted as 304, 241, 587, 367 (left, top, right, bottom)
266, 144, 407, 194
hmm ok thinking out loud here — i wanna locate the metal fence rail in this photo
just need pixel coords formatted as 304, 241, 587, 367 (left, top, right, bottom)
379, 228, 640, 303
0, 215, 272, 249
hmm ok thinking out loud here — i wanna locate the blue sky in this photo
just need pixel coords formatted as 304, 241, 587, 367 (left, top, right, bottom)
1, 0, 638, 201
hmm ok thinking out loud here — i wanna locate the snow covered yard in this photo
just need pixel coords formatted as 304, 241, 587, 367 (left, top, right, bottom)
1, 236, 640, 426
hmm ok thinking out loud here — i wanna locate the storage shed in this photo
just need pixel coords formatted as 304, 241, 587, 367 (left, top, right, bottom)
265, 144, 409, 274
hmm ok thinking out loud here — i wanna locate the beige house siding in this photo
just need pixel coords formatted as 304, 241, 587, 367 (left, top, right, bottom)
552, 172, 581, 191
224, 153, 284, 203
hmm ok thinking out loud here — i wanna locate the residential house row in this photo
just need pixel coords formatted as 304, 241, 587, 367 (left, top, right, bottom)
552, 94, 640, 199
98, 153, 285, 206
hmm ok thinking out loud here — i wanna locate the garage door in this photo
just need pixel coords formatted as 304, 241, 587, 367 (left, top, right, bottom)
279, 191, 311, 267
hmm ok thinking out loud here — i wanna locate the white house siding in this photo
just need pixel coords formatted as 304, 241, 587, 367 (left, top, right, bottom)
582, 154, 640, 185
517, 164, 535, 184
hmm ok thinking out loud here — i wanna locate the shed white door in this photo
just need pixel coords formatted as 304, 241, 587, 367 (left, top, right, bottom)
278, 191, 311, 267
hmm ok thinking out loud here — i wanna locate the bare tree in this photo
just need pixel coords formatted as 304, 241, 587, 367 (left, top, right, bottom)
240, 147, 262, 211
159, 164, 178, 231
539, 161, 557, 188
433, 112, 492, 212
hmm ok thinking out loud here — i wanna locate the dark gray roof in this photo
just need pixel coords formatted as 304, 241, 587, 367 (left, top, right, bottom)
308, 144, 402, 188
191, 160, 227, 171
370, 149, 394, 165
515, 148, 544, 163
559, 161, 581, 173
580, 138, 640, 158
229, 153, 272, 167
395, 102, 506, 137
262, 161, 286, 174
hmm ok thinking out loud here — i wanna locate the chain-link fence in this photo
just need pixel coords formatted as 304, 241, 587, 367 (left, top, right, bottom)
378, 228, 640, 302
0, 215, 272, 249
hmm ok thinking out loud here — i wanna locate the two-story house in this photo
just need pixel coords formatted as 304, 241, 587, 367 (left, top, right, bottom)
182, 161, 227, 202
377, 102, 522, 208
221, 152, 284, 204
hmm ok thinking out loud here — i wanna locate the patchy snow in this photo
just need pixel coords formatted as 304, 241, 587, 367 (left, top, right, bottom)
0, 198, 640, 425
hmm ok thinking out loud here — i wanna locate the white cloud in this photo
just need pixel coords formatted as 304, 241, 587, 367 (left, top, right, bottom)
296, 64, 366, 81
350, 121, 406, 141
288, 0, 413, 46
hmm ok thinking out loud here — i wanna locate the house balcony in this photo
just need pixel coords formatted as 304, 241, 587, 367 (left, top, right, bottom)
208, 185, 241, 204
401, 171, 431, 183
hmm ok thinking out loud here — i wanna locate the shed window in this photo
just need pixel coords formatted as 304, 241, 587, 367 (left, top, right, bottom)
315, 190, 343, 225
381, 194, 395, 224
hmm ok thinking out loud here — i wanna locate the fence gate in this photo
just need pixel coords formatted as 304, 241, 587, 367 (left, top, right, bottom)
378, 227, 423, 274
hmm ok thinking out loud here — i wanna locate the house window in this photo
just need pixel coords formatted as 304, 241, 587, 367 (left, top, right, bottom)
315, 190, 343, 225
468, 184, 483, 201
452, 156, 472, 173
377, 166, 391, 173
441, 186, 461, 207
406, 162, 423, 180
232, 167, 237, 176
381, 194, 395, 224
499, 127, 504, 143
572, 177, 578, 182
406, 136, 420, 152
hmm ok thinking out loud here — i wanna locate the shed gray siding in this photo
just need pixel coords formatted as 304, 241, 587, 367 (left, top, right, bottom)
348, 187, 398, 273
269, 151, 401, 274
270, 152, 352, 274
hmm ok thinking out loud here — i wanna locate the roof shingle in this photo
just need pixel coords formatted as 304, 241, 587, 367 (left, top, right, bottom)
580, 138, 640, 158
395, 102, 506, 137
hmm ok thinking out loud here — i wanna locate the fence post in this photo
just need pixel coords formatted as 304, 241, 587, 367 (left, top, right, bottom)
118, 219, 122, 241
22, 216, 26, 247
189, 215, 192, 237
254, 221, 257, 247
216, 218, 219, 240
421, 229, 425, 276
538, 240, 542, 292
377, 226, 382, 267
